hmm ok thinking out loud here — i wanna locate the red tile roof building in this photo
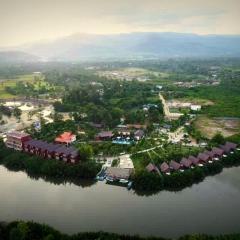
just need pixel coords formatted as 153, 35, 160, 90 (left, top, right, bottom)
55, 132, 76, 144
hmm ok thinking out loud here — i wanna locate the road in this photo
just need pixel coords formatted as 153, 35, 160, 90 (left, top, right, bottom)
159, 92, 183, 120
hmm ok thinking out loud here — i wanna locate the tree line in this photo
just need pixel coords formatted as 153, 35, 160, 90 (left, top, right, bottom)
0, 221, 240, 240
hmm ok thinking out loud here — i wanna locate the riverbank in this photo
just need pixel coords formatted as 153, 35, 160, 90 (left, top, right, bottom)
0, 141, 101, 186
133, 149, 240, 193
1, 221, 240, 240
1, 139, 240, 193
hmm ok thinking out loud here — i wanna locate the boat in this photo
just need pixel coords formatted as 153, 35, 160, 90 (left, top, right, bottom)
106, 176, 114, 182
119, 179, 128, 184
127, 181, 133, 190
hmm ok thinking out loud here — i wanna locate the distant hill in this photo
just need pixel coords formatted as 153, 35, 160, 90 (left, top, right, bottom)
0, 51, 40, 63
5, 32, 240, 61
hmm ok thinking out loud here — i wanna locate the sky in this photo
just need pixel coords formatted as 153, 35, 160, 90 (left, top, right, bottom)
0, 0, 240, 47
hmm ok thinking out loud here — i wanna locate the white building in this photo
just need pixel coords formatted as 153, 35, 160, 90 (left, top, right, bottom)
190, 105, 201, 111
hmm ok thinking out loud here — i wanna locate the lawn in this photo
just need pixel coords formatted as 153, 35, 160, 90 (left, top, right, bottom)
0, 74, 36, 99
0, 74, 55, 99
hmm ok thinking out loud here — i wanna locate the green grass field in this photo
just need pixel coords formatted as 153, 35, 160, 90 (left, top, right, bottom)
0, 74, 54, 99
0, 74, 35, 99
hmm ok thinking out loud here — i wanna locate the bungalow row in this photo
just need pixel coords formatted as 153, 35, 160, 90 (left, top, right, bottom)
23, 139, 79, 163
146, 142, 238, 175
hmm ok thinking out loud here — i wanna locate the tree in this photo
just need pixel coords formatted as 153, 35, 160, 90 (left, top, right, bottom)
9, 228, 23, 240
211, 132, 225, 145
78, 144, 93, 161
13, 107, 22, 119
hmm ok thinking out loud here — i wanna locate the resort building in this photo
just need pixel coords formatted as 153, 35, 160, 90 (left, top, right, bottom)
211, 147, 224, 157
146, 163, 159, 173
220, 142, 237, 154
55, 132, 76, 145
160, 162, 170, 174
188, 156, 200, 166
190, 105, 201, 111
180, 157, 192, 168
23, 139, 79, 163
134, 130, 145, 141
105, 167, 132, 181
197, 153, 210, 164
5, 131, 31, 151
169, 160, 181, 171
96, 131, 114, 141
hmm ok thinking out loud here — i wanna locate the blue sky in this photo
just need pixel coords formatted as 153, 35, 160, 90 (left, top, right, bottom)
0, 0, 239, 47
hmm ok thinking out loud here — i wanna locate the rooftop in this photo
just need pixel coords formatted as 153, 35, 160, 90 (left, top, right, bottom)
180, 157, 192, 168
97, 131, 114, 138
105, 167, 132, 180
169, 160, 181, 170
7, 131, 30, 139
55, 131, 76, 143
160, 162, 170, 173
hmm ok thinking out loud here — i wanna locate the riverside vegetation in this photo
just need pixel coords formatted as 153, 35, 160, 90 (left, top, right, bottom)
132, 136, 240, 192
0, 140, 101, 185
0, 221, 240, 240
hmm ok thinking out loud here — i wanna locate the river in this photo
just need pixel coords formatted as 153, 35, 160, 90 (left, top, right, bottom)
0, 165, 240, 238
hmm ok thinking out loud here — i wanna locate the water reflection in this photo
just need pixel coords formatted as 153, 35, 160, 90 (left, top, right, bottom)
0, 166, 240, 238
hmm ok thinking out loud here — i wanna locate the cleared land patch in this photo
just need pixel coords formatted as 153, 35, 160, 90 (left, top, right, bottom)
194, 116, 240, 139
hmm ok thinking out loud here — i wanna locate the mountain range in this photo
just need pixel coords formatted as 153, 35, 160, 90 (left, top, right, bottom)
1, 32, 240, 62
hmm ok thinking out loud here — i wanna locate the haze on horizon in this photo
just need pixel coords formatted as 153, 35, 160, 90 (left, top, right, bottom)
0, 0, 240, 47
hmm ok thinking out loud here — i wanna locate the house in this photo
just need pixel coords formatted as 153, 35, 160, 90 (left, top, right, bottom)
96, 131, 114, 141
127, 124, 147, 130
143, 104, 158, 111
190, 105, 201, 111
188, 156, 200, 166
55, 132, 76, 145
6, 131, 31, 151
203, 150, 215, 159
146, 163, 159, 173
220, 142, 237, 154
105, 167, 132, 181
89, 123, 103, 129
180, 157, 192, 168
169, 160, 181, 171
211, 147, 224, 157
160, 162, 170, 174
134, 130, 144, 141
156, 85, 163, 90
197, 153, 210, 163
